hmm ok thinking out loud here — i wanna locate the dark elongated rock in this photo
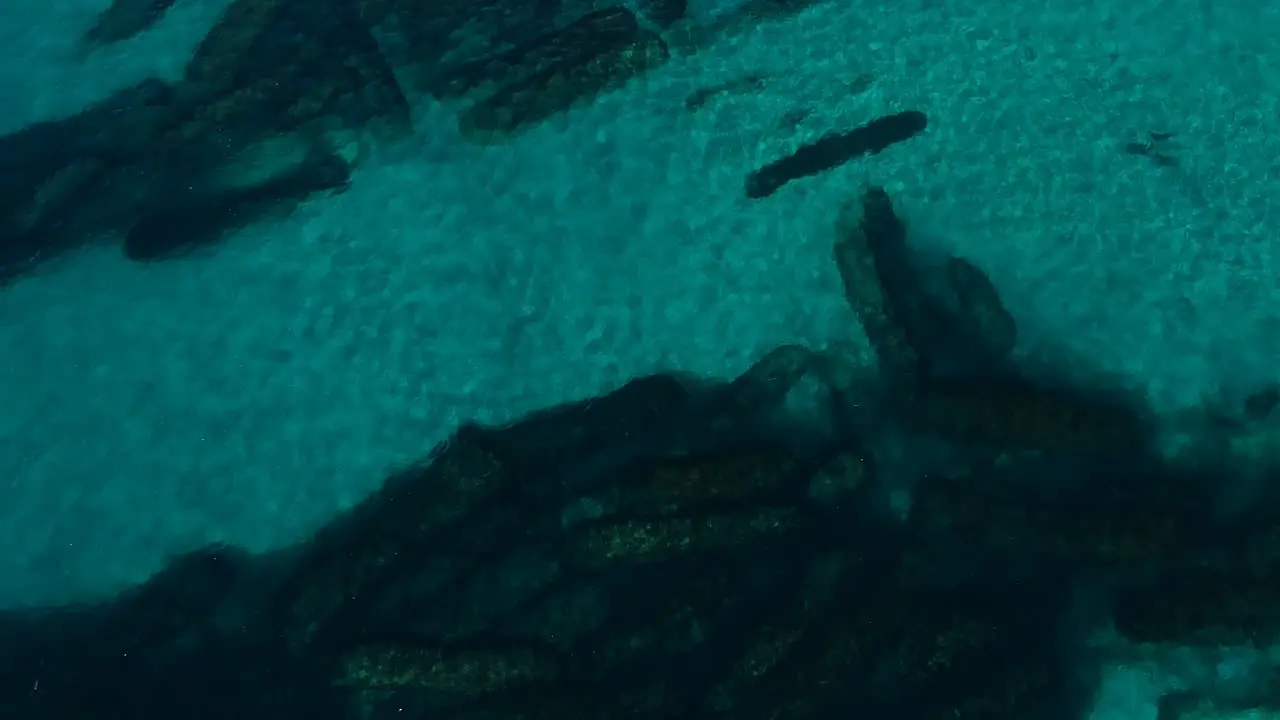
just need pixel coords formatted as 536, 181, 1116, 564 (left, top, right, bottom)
746, 110, 927, 198
567, 559, 746, 681
336, 637, 564, 695
567, 505, 804, 569
477, 373, 694, 475
0, 80, 175, 234
832, 187, 927, 392
566, 443, 870, 529
829, 188, 1021, 386
0, 80, 186, 284
457, 8, 669, 141
825, 188, 1150, 459
436, 7, 649, 99
274, 374, 701, 650
79, 0, 179, 49
183, 0, 410, 145
688, 343, 821, 447
124, 150, 351, 260
911, 374, 1149, 454
573, 446, 805, 520
272, 429, 521, 648
386, 545, 566, 642
108, 0, 408, 263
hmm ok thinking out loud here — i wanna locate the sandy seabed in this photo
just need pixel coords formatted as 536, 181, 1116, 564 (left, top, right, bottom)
2, 0, 1279, 716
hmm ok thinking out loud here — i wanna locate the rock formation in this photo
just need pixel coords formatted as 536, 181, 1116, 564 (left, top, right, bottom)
452, 8, 670, 142
0, 0, 410, 283
78, 0, 180, 49
746, 110, 928, 198
1, 179, 1277, 720
2, 0, 676, 284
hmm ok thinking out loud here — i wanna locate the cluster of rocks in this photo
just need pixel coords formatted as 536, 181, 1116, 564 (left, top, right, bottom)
3, 0, 920, 284
0, 0, 692, 283
2, 187, 1279, 719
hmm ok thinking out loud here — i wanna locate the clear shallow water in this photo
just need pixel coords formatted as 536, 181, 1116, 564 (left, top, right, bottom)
2, 1, 1280, 717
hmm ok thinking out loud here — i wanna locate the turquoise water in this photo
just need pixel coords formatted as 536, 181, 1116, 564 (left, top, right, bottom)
2, 0, 1279, 717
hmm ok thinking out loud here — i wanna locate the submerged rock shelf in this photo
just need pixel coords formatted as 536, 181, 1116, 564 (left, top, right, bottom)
2, 187, 1278, 720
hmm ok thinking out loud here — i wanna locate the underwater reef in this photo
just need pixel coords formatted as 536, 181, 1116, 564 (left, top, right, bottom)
0, 0, 679, 284
3, 187, 1280, 719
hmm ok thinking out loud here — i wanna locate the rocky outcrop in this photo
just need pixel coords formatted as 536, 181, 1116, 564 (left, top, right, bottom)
4, 184, 1279, 720
0, 348, 1077, 719
746, 110, 928, 199
359, 0, 591, 88
0, 0, 409, 283
124, 149, 352, 260
181, 0, 410, 144
78, 0, 180, 49
831, 186, 929, 392
1, 0, 684, 282
450, 8, 670, 142
7, 319, 1274, 718
829, 186, 1155, 455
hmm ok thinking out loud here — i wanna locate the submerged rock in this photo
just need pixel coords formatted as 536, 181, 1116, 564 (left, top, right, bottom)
911, 374, 1150, 455
123, 149, 351, 260
909, 456, 1220, 572
745, 110, 927, 198
367, 0, 597, 90
456, 8, 670, 142
826, 186, 1156, 461
78, 0, 179, 49
0, 80, 176, 251
831, 186, 927, 392
181, 0, 411, 146
0, 0, 410, 284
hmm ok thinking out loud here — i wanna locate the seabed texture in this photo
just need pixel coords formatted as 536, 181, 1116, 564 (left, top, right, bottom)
2, 0, 1280, 717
